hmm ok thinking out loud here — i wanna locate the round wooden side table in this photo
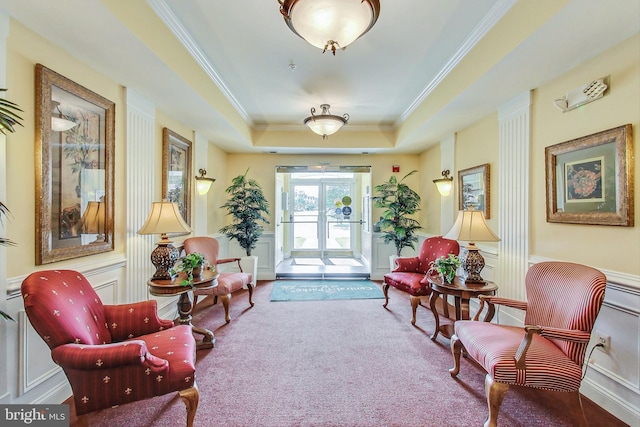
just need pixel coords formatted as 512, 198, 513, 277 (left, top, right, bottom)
148, 270, 218, 350
427, 275, 498, 341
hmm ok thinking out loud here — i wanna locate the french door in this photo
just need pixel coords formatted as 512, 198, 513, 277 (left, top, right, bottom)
289, 179, 356, 257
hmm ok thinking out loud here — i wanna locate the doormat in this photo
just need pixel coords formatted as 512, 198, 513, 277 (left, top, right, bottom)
270, 280, 384, 302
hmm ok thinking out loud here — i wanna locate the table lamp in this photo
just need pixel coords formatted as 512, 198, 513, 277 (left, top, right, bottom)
137, 201, 191, 280
81, 200, 105, 243
444, 208, 500, 284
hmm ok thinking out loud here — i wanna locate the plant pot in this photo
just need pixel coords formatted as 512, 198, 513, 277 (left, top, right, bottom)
192, 266, 203, 279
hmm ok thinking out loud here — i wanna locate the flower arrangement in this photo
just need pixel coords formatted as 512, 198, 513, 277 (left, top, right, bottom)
171, 252, 208, 286
431, 253, 461, 284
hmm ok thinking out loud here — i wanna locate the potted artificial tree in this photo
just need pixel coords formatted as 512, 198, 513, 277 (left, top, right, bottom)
219, 168, 270, 283
373, 170, 423, 265
1, 88, 24, 321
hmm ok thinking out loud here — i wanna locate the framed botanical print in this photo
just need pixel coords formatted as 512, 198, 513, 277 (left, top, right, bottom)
545, 124, 633, 226
162, 128, 192, 227
458, 163, 490, 218
35, 64, 115, 265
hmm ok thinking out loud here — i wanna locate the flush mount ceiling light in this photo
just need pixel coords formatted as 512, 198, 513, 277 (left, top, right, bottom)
279, 0, 380, 55
553, 76, 609, 113
303, 104, 349, 139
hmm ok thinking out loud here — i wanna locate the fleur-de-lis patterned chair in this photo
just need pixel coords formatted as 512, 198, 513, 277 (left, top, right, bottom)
383, 236, 460, 325
449, 261, 606, 427
21, 270, 199, 427
184, 236, 254, 323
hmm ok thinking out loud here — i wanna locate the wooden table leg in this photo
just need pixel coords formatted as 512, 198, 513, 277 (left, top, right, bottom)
429, 290, 441, 341
177, 292, 215, 350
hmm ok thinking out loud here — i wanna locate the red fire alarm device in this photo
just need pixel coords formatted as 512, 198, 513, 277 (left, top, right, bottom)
392, 165, 400, 173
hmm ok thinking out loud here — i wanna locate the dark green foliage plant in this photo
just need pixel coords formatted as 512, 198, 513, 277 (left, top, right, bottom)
373, 170, 423, 257
219, 168, 270, 256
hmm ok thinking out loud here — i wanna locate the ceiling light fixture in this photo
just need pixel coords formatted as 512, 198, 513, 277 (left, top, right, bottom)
303, 104, 349, 139
433, 170, 454, 196
279, 0, 380, 55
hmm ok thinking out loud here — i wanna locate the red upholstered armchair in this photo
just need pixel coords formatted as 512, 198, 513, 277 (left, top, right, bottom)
184, 236, 254, 323
449, 262, 606, 427
21, 270, 199, 427
383, 236, 459, 325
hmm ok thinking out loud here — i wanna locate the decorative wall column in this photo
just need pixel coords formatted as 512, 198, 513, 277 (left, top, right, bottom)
193, 132, 208, 236
125, 89, 156, 303
439, 134, 456, 234
497, 91, 531, 304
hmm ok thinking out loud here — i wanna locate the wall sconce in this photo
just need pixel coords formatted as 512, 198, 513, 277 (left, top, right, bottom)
433, 170, 453, 196
553, 76, 609, 112
195, 168, 216, 195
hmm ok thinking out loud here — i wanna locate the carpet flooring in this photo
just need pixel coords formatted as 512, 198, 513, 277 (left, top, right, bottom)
270, 280, 384, 302
79, 281, 627, 427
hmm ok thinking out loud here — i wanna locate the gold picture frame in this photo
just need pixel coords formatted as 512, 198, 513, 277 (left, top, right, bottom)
35, 64, 115, 265
545, 124, 634, 226
458, 163, 490, 219
162, 128, 192, 227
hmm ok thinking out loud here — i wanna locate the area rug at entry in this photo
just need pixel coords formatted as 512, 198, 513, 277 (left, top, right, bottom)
270, 280, 384, 302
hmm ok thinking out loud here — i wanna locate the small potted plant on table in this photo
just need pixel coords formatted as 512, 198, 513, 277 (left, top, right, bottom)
171, 252, 207, 286
430, 254, 461, 284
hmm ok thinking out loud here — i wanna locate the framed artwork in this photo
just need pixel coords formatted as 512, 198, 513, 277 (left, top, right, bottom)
458, 163, 490, 218
35, 64, 115, 265
162, 128, 192, 227
545, 124, 633, 226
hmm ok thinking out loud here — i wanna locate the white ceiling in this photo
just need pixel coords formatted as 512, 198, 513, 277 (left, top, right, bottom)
1, 0, 638, 154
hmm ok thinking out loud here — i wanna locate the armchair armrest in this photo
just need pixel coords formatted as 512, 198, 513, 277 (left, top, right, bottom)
514, 325, 592, 369
104, 301, 174, 341
51, 341, 167, 370
217, 257, 244, 272
472, 295, 527, 322
393, 257, 419, 272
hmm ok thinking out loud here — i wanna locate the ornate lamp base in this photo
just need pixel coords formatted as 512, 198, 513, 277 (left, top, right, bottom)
462, 244, 486, 284
150, 243, 179, 280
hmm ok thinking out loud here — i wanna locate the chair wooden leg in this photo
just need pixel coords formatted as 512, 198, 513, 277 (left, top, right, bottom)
220, 293, 231, 323
76, 414, 89, 427
247, 283, 255, 307
179, 384, 199, 427
484, 374, 509, 427
410, 296, 420, 325
382, 283, 390, 308
449, 334, 462, 377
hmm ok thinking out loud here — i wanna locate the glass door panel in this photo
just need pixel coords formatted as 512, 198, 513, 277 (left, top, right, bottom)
292, 184, 319, 251
325, 183, 353, 251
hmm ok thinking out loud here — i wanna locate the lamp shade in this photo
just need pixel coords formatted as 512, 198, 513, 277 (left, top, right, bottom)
137, 201, 191, 240
444, 209, 500, 243
280, 0, 380, 54
82, 201, 105, 235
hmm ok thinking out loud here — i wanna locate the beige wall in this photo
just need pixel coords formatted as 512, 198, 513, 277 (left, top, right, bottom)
418, 144, 443, 235
531, 33, 639, 275
5, 21, 127, 277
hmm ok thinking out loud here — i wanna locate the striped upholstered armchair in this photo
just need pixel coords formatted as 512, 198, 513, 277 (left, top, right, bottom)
449, 261, 606, 427
21, 270, 199, 427
383, 236, 459, 325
